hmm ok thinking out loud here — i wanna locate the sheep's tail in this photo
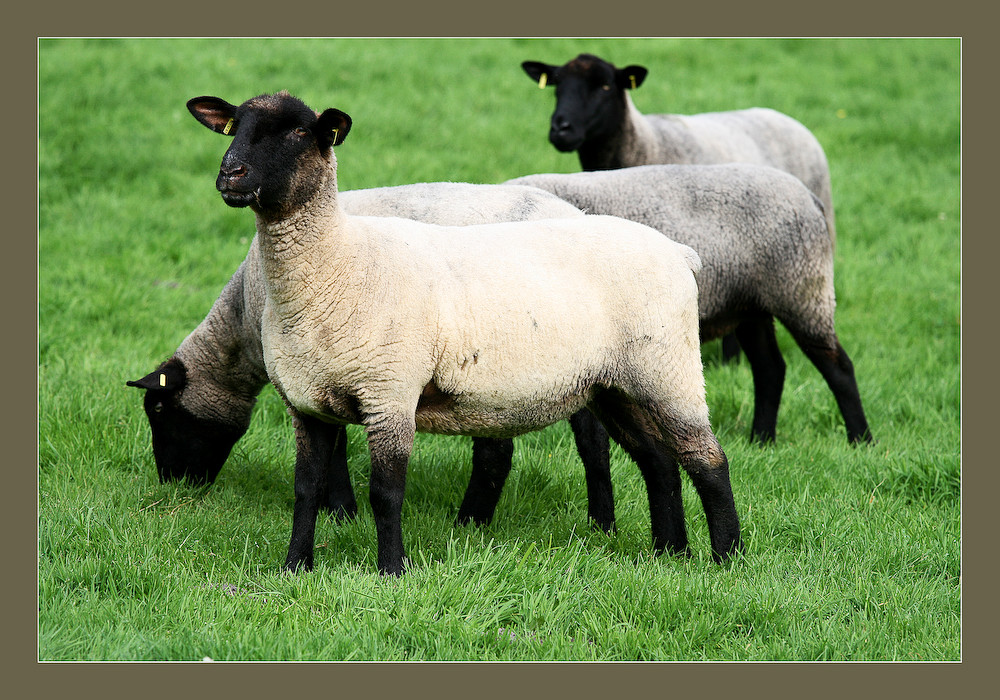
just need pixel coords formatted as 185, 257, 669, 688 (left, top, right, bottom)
677, 243, 702, 275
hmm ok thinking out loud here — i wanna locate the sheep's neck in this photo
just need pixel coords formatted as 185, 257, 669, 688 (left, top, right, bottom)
577, 94, 674, 170
175, 255, 269, 415
254, 171, 351, 318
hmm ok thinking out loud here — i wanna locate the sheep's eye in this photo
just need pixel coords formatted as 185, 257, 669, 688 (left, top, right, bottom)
153, 402, 164, 414
293, 127, 309, 137
602, 85, 611, 91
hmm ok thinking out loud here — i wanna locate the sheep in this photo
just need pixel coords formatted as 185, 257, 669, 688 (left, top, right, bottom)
523, 53, 837, 363
128, 182, 619, 529
521, 54, 837, 242
505, 164, 873, 446
185, 90, 741, 575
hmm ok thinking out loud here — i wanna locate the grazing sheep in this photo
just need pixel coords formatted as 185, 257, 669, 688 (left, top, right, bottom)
521, 53, 837, 243
186, 90, 741, 575
128, 182, 618, 528
506, 164, 873, 446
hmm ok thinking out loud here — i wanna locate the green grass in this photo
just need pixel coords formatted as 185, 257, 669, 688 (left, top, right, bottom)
38, 38, 960, 661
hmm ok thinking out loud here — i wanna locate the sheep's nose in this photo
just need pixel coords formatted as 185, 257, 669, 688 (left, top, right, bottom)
551, 115, 572, 133
220, 164, 247, 178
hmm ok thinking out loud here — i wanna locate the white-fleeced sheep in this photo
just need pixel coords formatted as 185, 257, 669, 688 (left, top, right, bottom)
186, 90, 741, 576
521, 53, 837, 243
506, 164, 873, 445
128, 182, 618, 529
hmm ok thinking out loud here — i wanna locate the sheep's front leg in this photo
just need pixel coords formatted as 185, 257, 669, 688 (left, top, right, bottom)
366, 415, 415, 576
285, 412, 335, 572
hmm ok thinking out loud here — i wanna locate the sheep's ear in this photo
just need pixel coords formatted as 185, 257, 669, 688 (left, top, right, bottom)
522, 61, 558, 87
127, 358, 186, 392
316, 108, 352, 149
615, 65, 648, 90
187, 96, 240, 135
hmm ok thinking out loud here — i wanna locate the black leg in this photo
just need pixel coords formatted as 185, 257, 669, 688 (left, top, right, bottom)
735, 317, 786, 444
593, 389, 743, 564
676, 442, 743, 563
721, 333, 742, 363
284, 412, 337, 572
456, 437, 514, 526
589, 394, 688, 557
794, 337, 873, 444
320, 424, 358, 521
567, 409, 616, 533
366, 416, 414, 576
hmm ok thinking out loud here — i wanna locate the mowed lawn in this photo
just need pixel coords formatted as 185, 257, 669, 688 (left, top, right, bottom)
38, 38, 960, 661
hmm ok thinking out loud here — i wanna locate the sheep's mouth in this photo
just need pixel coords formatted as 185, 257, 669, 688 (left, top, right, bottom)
549, 128, 584, 152
219, 187, 260, 208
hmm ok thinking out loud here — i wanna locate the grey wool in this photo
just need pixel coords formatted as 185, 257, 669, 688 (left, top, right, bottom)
522, 53, 837, 243
507, 164, 871, 445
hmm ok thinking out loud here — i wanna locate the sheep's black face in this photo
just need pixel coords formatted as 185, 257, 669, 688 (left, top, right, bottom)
187, 92, 351, 221
127, 358, 248, 485
522, 54, 648, 153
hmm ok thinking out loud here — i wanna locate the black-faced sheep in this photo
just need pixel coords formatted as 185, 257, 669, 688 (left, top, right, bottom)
186, 90, 741, 575
506, 165, 873, 446
521, 53, 836, 242
128, 182, 616, 529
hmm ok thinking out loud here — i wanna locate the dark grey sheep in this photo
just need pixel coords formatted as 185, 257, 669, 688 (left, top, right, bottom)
507, 164, 872, 446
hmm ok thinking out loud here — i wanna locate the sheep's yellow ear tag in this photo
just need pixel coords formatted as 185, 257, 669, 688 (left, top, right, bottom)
331, 128, 339, 145
222, 118, 234, 135
159, 373, 167, 387
538, 73, 547, 89
629, 75, 637, 90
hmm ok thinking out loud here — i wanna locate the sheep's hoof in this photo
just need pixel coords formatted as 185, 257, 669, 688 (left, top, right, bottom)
377, 558, 407, 577
283, 555, 314, 573
711, 537, 746, 565
849, 430, 876, 445
323, 501, 359, 523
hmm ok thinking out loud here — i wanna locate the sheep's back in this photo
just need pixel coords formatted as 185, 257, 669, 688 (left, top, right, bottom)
327, 214, 703, 430
339, 182, 584, 225
506, 164, 835, 333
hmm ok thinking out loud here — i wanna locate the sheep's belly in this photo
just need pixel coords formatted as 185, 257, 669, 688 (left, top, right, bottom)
414, 381, 590, 438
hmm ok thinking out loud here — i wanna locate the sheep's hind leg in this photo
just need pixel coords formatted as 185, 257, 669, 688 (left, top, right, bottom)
456, 437, 514, 526
789, 332, 873, 444
671, 428, 743, 563
735, 316, 786, 444
589, 392, 688, 557
366, 414, 416, 576
721, 333, 742, 363
284, 412, 336, 572
320, 424, 358, 522
568, 409, 616, 533
628, 393, 742, 563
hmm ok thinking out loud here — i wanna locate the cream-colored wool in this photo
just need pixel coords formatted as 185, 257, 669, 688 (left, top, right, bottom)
254, 166, 706, 439
170, 183, 586, 426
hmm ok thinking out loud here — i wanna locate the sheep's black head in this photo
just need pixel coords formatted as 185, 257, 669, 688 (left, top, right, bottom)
522, 54, 648, 153
127, 357, 249, 484
187, 91, 352, 221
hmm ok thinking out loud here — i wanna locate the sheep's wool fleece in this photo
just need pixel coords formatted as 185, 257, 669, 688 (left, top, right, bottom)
507, 164, 837, 343
259, 210, 707, 439
172, 182, 587, 423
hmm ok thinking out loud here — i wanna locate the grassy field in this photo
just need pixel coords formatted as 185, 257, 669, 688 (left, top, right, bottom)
37, 38, 960, 661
